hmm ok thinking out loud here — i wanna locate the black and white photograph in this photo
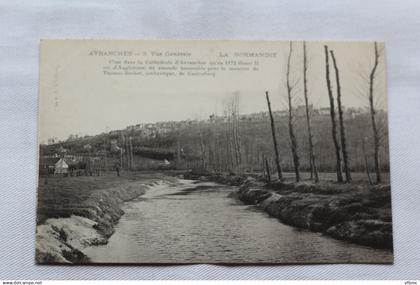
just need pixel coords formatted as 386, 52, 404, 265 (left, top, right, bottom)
36, 40, 392, 264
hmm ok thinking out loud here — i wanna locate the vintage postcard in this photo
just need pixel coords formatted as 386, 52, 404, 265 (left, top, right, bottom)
36, 40, 392, 264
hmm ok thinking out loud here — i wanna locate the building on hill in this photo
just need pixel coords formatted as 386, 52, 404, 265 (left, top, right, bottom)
126, 124, 144, 132
295, 104, 314, 117
55, 158, 69, 174
273, 110, 288, 117
319, 107, 330, 116
39, 157, 58, 175
109, 130, 120, 136
39, 157, 69, 175
47, 137, 58, 145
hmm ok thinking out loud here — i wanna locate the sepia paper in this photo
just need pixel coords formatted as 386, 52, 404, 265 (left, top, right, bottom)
36, 40, 392, 264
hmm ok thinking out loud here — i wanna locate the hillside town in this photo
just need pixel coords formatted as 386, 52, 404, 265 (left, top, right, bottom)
45, 106, 371, 145
39, 106, 386, 178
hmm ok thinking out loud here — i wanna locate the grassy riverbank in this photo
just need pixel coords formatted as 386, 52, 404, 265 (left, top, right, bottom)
36, 172, 176, 263
185, 171, 393, 250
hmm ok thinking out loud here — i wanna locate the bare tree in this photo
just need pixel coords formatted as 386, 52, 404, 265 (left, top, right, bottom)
198, 123, 207, 172
119, 148, 123, 171
360, 134, 373, 185
286, 41, 301, 182
264, 155, 271, 183
128, 136, 134, 170
212, 116, 222, 174
103, 137, 108, 171
231, 93, 242, 172
122, 132, 130, 170
265, 91, 283, 181
324, 45, 343, 182
120, 132, 126, 170
303, 41, 319, 183
261, 152, 266, 178
223, 93, 242, 173
222, 105, 234, 172
330, 50, 352, 182
369, 42, 382, 184
351, 42, 387, 182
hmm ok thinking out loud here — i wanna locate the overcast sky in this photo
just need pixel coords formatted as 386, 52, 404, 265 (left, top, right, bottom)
39, 40, 387, 143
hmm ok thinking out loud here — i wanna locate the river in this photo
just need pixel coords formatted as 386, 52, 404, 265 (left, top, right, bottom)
84, 179, 393, 263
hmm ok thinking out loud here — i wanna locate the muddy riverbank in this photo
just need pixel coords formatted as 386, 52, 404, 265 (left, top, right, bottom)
183, 172, 393, 250
84, 178, 392, 263
35, 173, 175, 263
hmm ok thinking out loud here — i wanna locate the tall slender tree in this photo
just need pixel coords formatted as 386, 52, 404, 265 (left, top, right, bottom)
231, 94, 242, 172
176, 134, 181, 165
128, 136, 134, 170
324, 45, 343, 182
120, 132, 126, 170
303, 41, 319, 183
330, 50, 352, 182
369, 42, 382, 184
286, 41, 300, 182
103, 137, 108, 171
265, 91, 283, 181
264, 155, 271, 183
360, 133, 373, 185
198, 123, 207, 171
124, 133, 130, 170
223, 95, 241, 173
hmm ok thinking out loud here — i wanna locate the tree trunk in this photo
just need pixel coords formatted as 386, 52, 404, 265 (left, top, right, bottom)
215, 125, 222, 173
324, 45, 343, 182
224, 119, 232, 172
119, 149, 123, 170
122, 133, 130, 170
120, 132, 126, 170
360, 134, 373, 185
262, 153, 266, 180
369, 42, 382, 184
265, 91, 283, 181
303, 41, 319, 183
286, 42, 301, 182
128, 136, 134, 171
176, 135, 181, 165
265, 156, 271, 183
330, 50, 352, 182
232, 96, 242, 172
103, 138, 108, 171
199, 126, 206, 172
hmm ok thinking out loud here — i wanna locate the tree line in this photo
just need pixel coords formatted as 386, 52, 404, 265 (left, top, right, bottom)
264, 41, 385, 184
193, 41, 387, 184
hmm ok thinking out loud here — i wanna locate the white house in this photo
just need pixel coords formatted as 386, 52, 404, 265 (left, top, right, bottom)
54, 158, 69, 174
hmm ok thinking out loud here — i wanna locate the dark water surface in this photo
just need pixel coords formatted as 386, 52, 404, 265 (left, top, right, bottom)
84, 179, 393, 263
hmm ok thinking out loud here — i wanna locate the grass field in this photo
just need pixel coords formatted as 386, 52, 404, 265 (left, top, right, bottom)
258, 171, 390, 184
36, 171, 176, 224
